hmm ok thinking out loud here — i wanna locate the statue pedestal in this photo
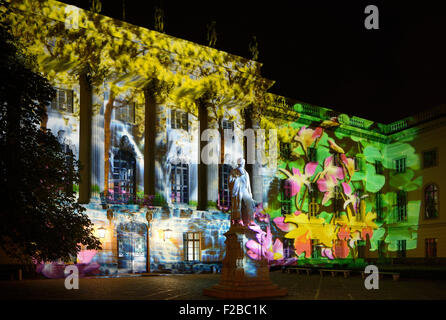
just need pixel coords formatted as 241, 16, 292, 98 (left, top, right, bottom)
203, 224, 287, 299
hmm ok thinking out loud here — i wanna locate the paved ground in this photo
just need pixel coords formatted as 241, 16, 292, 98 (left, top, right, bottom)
1, 271, 445, 300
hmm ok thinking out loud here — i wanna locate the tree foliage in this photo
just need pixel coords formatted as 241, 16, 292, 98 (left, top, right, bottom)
0, 1, 101, 263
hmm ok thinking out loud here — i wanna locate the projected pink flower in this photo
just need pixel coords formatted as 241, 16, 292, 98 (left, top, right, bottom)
294, 126, 323, 153
317, 156, 345, 205
247, 224, 284, 261
340, 154, 355, 181
280, 162, 318, 198
321, 248, 334, 260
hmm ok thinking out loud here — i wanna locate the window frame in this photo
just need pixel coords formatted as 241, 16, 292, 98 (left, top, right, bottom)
280, 179, 292, 216
423, 149, 438, 169
218, 164, 232, 210
171, 109, 189, 131
396, 190, 407, 222
424, 183, 439, 220
395, 157, 407, 174
397, 240, 406, 258
183, 232, 201, 262
171, 163, 189, 204
425, 238, 437, 258
50, 87, 74, 113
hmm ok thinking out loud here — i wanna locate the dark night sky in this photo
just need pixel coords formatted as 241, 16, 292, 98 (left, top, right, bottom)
60, 0, 446, 123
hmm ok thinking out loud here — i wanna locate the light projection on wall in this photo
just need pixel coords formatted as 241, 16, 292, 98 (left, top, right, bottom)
253, 118, 423, 266
5, 0, 427, 276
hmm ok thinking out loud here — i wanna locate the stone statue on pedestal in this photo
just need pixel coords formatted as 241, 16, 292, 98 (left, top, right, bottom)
229, 158, 255, 226
203, 157, 287, 299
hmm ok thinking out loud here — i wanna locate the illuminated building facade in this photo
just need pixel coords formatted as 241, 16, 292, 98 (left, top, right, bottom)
4, 0, 445, 277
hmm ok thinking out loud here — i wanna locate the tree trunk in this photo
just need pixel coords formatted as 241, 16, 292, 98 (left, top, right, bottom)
103, 92, 115, 196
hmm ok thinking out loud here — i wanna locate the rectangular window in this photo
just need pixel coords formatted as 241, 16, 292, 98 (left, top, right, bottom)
115, 103, 136, 123
308, 183, 319, 217
222, 120, 234, 130
335, 240, 347, 258
184, 232, 201, 261
218, 164, 232, 209
171, 109, 188, 131
423, 149, 437, 168
280, 180, 292, 215
333, 185, 342, 217
375, 160, 383, 174
308, 147, 317, 162
222, 120, 234, 143
354, 157, 362, 171
280, 142, 291, 159
171, 163, 189, 204
395, 157, 406, 173
425, 238, 437, 258
311, 239, 320, 259
51, 88, 74, 113
397, 191, 407, 222
283, 239, 294, 259
378, 240, 385, 258
397, 240, 406, 258
357, 240, 366, 258
376, 191, 383, 221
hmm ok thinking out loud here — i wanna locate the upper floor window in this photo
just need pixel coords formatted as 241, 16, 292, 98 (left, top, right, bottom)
424, 184, 439, 219
280, 179, 292, 216
395, 157, 406, 174
171, 109, 188, 131
308, 147, 317, 162
333, 185, 342, 217
354, 156, 363, 171
51, 88, 73, 113
333, 153, 341, 167
171, 163, 189, 204
183, 232, 201, 261
376, 191, 383, 221
397, 190, 407, 222
218, 164, 232, 210
423, 149, 437, 168
280, 142, 291, 160
375, 160, 383, 174
110, 147, 136, 203
308, 183, 319, 217
222, 120, 234, 131
115, 103, 136, 124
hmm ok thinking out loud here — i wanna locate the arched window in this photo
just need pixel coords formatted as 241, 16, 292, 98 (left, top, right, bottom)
425, 184, 439, 219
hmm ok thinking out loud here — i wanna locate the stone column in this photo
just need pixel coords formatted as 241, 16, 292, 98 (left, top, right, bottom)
243, 106, 263, 202
144, 88, 156, 198
197, 101, 208, 210
79, 73, 92, 204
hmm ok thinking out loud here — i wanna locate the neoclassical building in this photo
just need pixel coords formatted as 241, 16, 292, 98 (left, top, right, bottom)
4, 0, 445, 277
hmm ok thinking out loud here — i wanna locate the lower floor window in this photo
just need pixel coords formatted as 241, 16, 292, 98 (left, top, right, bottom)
425, 238, 437, 258
184, 232, 201, 261
397, 240, 406, 258
311, 239, 320, 259
378, 240, 385, 258
283, 239, 294, 259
